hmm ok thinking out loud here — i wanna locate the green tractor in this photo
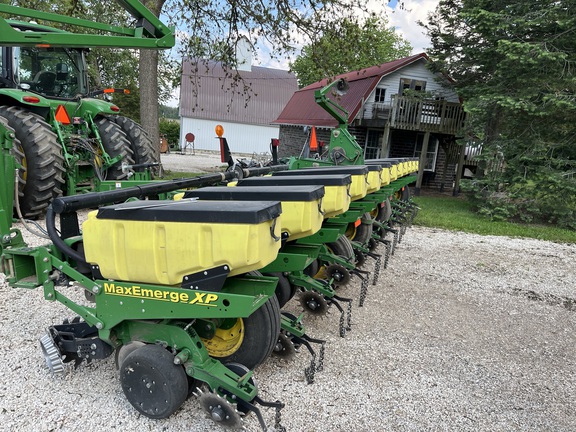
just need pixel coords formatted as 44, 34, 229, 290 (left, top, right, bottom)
0, 14, 159, 218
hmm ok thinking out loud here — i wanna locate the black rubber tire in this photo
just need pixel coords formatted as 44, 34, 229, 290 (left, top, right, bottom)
0, 106, 65, 219
114, 340, 145, 369
109, 115, 158, 175
94, 116, 134, 180
267, 272, 293, 308
303, 259, 320, 278
349, 212, 374, 246
205, 294, 281, 370
375, 198, 392, 223
326, 235, 355, 263
396, 186, 411, 202
120, 344, 187, 419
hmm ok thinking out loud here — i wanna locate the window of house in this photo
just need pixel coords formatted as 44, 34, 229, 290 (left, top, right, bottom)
364, 129, 383, 159
374, 87, 386, 103
399, 78, 427, 95
414, 135, 438, 171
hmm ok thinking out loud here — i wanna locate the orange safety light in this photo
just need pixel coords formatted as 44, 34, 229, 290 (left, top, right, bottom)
22, 96, 40, 104
309, 126, 318, 152
215, 124, 224, 137
55, 105, 71, 125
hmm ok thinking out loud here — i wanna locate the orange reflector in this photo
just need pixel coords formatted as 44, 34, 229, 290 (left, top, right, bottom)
309, 126, 318, 151
354, 218, 362, 227
23, 96, 40, 103
55, 105, 71, 125
124, 89, 130, 94
215, 124, 224, 137
36, 44, 50, 48
110, 105, 120, 112
103, 88, 114, 93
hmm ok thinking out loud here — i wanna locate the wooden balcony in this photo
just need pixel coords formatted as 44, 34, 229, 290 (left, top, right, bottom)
361, 95, 466, 135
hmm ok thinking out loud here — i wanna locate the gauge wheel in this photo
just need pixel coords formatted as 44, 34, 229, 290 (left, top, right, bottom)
344, 212, 373, 246
326, 235, 355, 262
0, 106, 65, 219
201, 294, 280, 369
119, 344, 188, 419
266, 272, 294, 308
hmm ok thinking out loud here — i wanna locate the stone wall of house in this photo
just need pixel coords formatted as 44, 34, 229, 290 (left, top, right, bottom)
277, 125, 332, 159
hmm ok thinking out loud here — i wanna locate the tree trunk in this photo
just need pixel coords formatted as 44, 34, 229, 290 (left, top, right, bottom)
139, 0, 166, 160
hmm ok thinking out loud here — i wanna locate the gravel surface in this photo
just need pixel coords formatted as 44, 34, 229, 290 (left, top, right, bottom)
1, 220, 575, 431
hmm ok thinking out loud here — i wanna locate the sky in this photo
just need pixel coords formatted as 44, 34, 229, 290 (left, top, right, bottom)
165, 0, 440, 106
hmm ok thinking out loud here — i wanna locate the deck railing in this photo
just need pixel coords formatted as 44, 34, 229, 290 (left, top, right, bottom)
363, 95, 466, 135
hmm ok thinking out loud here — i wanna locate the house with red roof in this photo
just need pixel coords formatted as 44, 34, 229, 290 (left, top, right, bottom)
273, 53, 468, 191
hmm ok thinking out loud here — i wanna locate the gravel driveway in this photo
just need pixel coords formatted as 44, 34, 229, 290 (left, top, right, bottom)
1, 219, 574, 431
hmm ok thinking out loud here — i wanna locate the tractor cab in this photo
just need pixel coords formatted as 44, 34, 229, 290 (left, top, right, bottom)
1, 22, 89, 100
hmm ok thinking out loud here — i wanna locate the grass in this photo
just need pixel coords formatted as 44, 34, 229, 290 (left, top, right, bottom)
412, 195, 576, 244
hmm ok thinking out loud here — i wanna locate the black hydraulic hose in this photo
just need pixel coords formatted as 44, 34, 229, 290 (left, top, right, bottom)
46, 205, 87, 264
52, 164, 287, 214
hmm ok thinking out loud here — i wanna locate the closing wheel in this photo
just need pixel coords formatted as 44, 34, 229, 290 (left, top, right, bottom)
95, 116, 134, 180
0, 106, 65, 218
196, 387, 244, 429
273, 333, 296, 360
300, 291, 328, 315
120, 344, 188, 419
201, 295, 280, 369
325, 264, 351, 287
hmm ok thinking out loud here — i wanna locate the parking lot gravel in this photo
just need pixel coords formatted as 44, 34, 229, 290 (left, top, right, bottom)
1, 219, 575, 431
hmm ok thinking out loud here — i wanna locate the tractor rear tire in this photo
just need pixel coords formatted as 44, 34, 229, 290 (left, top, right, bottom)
109, 115, 158, 176
202, 295, 281, 369
0, 106, 65, 219
95, 116, 134, 180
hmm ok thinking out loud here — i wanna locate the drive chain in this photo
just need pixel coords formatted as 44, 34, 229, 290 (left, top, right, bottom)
372, 255, 381, 285
275, 405, 286, 432
359, 275, 369, 307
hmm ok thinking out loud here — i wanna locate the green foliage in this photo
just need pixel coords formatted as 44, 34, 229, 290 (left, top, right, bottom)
290, 15, 412, 87
422, 0, 576, 230
412, 195, 576, 243
159, 118, 180, 148
160, 105, 179, 119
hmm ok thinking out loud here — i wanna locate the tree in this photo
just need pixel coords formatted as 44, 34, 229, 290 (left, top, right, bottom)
422, 0, 576, 228
290, 15, 413, 87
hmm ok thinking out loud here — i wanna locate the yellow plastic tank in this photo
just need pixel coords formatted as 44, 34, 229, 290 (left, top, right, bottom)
184, 185, 324, 241
236, 175, 352, 218
274, 166, 369, 201
82, 200, 282, 286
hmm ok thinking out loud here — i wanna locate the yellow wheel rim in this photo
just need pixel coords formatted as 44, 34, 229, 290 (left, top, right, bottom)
344, 223, 357, 240
201, 319, 245, 358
